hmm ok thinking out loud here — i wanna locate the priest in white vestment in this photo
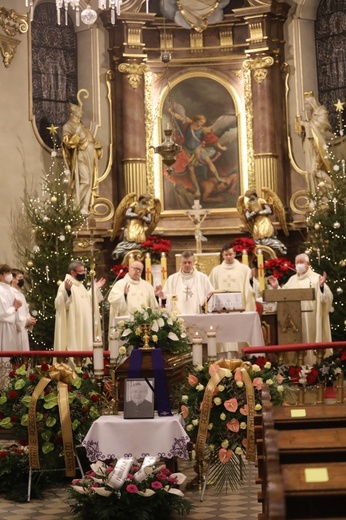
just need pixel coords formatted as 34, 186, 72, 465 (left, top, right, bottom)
54, 260, 105, 351
0, 264, 22, 357
108, 260, 159, 335
157, 251, 214, 315
11, 269, 36, 351
209, 244, 256, 354
268, 253, 333, 365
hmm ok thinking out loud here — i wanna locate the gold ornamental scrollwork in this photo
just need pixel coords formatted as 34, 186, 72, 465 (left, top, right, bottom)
243, 55, 274, 84
290, 190, 310, 215
0, 7, 28, 68
0, 7, 28, 36
118, 62, 150, 89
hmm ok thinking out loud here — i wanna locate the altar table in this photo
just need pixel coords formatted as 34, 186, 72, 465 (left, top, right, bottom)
113, 311, 264, 347
179, 312, 264, 346
82, 414, 190, 462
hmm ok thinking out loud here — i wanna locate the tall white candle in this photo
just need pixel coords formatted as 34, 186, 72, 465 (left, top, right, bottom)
257, 249, 265, 292
207, 326, 217, 359
242, 250, 249, 266
109, 337, 119, 363
93, 338, 104, 377
192, 332, 203, 366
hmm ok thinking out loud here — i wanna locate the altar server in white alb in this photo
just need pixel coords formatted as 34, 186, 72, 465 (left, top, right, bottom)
54, 260, 105, 351
268, 253, 333, 365
108, 260, 159, 330
157, 251, 214, 314
11, 269, 36, 351
0, 264, 22, 354
209, 243, 256, 311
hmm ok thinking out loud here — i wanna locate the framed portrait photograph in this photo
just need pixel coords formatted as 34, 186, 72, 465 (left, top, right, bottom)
159, 73, 241, 212
124, 378, 155, 419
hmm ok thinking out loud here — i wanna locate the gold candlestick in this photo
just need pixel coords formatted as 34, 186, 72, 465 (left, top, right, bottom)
139, 324, 154, 350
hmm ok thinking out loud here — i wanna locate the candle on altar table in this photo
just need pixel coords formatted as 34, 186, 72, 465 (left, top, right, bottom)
192, 332, 203, 366
161, 252, 167, 284
207, 326, 217, 358
128, 253, 134, 265
146, 0, 149, 14
145, 252, 152, 283
93, 337, 104, 376
109, 324, 119, 363
257, 249, 265, 292
242, 250, 249, 266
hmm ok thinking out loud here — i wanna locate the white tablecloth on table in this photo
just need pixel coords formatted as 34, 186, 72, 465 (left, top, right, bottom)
179, 312, 264, 346
112, 312, 264, 347
82, 414, 190, 462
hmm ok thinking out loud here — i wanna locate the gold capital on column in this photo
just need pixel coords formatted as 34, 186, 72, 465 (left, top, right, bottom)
118, 62, 150, 89
243, 55, 274, 84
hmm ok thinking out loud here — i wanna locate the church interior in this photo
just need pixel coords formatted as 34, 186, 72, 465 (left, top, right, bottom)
1, 0, 346, 518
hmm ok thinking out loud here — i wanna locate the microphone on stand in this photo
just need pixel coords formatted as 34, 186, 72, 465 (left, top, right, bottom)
103, 269, 124, 305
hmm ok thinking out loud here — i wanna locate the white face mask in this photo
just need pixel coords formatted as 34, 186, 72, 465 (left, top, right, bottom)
295, 263, 307, 275
4, 274, 13, 283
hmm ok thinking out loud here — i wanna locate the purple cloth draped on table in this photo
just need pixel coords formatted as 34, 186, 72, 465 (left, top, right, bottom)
128, 348, 172, 416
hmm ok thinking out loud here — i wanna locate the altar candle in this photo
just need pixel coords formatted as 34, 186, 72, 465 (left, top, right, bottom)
257, 249, 265, 292
109, 327, 119, 363
242, 250, 248, 266
128, 253, 134, 265
145, 252, 151, 283
161, 252, 168, 284
93, 338, 104, 377
192, 332, 203, 366
207, 326, 217, 359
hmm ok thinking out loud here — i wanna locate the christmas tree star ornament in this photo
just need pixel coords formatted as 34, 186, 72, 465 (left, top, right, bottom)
334, 99, 345, 112
46, 123, 59, 135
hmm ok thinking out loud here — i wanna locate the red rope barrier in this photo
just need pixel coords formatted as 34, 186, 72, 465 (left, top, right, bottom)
242, 341, 346, 355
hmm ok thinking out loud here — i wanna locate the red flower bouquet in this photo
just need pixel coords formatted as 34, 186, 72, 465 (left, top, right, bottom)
232, 237, 256, 255
265, 257, 295, 285
140, 235, 172, 263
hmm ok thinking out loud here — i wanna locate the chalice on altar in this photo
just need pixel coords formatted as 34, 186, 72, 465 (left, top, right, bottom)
139, 324, 155, 350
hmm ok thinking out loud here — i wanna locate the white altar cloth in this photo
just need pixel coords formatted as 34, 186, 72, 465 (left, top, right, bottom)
82, 414, 190, 462
179, 312, 264, 346
112, 312, 264, 347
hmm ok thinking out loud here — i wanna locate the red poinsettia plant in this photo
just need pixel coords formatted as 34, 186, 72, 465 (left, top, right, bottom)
111, 263, 128, 279
140, 235, 172, 263
265, 257, 295, 285
232, 237, 256, 255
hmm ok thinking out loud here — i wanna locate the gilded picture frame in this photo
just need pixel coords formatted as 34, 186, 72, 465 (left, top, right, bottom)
152, 72, 245, 214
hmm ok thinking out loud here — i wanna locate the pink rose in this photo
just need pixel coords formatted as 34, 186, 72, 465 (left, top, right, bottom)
276, 374, 284, 384
180, 405, 188, 419
239, 404, 248, 416
234, 369, 243, 382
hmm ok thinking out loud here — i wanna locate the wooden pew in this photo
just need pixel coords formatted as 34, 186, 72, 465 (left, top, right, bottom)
258, 387, 346, 519
265, 428, 346, 519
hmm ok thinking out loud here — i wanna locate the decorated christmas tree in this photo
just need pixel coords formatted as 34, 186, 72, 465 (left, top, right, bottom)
13, 126, 87, 349
305, 110, 346, 340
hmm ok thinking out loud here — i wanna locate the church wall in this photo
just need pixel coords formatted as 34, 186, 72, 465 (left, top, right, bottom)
0, 0, 112, 269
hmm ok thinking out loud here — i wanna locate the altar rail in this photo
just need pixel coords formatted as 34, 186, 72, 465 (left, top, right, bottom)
242, 341, 346, 365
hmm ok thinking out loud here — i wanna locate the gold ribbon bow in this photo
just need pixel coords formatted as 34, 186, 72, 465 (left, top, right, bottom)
195, 359, 256, 464
28, 363, 77, 477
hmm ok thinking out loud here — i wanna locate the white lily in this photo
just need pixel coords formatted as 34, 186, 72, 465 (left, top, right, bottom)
121, 328, 133, 337
93, 487, 113, 497
71, 485, 88, 494
164, 486, 185, 496
137, 489, 156, 497
168, 332, 179, 341
170, 472, 187, 485
151, 320, 159, 332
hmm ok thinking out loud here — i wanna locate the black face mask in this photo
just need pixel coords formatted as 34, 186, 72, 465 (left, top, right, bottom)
76, 273, 86, 282
17, 279, 25, 288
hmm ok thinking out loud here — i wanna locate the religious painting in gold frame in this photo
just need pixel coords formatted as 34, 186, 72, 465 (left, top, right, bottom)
153, 72, 245, 213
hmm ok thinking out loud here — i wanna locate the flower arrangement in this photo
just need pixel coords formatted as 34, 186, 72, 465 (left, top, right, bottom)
264, 257, 295, 285
232, 237, 256, 255
0, 363, 101, 465
140, 235, 171, 264
180, 359, 289, 464
69, 459, 193, 520
115, 306, 191, 354
111, 263, 128, 279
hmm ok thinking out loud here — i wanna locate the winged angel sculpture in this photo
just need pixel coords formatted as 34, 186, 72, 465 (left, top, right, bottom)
166, 101, 238, 205
237, 188, 289, 255
111, 193, 161, 259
